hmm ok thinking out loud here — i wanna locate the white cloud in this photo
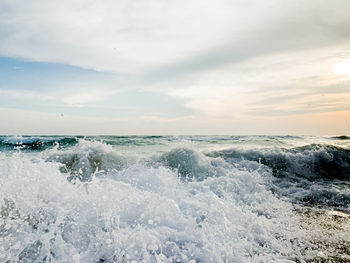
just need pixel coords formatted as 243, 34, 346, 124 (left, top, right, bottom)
0, 0, 236, 73
61, 88, 120, 107
62, 92, 102, 107
0, 89, 55, 101
147, 45, 350, 120
1, 0, 349, 74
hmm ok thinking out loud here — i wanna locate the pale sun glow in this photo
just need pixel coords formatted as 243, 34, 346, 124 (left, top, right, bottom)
333, 59, 350, 75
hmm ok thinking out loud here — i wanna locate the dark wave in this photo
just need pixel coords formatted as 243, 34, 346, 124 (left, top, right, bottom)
331, 135, 350, 140
209, 144, 350, 181
0, 136, 78, 151
208, 144, 350, 211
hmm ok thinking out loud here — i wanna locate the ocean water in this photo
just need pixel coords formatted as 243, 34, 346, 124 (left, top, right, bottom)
0, 135, 349, 262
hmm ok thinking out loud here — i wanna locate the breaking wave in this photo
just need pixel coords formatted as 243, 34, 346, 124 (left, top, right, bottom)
1, 136, 350, 262
210, 144, 350, 180
209, 144, 350, 211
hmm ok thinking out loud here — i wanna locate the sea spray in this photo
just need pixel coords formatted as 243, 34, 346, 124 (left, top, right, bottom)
0, 136, 349, 262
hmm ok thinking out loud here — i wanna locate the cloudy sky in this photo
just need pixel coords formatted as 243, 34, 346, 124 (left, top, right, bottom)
0, 0, 350, 135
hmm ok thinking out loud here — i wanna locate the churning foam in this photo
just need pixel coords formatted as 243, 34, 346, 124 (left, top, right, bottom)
0, 137, 349, 262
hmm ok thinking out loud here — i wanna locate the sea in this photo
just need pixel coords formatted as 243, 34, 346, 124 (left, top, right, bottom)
0, 135, 349, 262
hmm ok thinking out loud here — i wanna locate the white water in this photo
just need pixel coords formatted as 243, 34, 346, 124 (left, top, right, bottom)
0, 137, 349, 262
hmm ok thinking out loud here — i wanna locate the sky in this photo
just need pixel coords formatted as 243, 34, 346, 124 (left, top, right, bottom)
0, 0, 350, 135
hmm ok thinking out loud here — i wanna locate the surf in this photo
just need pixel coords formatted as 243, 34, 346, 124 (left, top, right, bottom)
0, 136, 349, 262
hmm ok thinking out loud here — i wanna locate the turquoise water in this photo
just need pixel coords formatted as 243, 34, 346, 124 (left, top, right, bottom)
0, 136, 349, 262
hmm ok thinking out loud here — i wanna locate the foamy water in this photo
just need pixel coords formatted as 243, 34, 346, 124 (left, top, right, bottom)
0, 136, 349, 262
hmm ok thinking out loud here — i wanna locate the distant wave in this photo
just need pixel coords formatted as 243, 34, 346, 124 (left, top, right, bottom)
0, 136, 78, 150
331, 135, 350, 140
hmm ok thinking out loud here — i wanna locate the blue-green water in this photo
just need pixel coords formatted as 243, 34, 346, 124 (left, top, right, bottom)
0, 136, 350, 262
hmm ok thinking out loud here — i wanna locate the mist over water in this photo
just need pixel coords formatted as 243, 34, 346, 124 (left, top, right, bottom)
0, 136, 350, 262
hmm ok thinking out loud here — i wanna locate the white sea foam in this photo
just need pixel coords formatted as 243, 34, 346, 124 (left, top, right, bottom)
0, 137, 349, 262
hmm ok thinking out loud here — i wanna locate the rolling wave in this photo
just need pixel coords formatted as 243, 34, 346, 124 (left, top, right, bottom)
209, 144, 350, 180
